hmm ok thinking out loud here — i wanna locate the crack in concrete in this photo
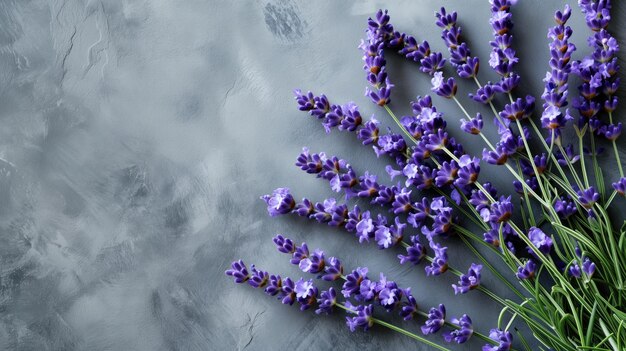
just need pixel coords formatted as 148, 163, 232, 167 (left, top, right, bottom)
59, 26, 77, 87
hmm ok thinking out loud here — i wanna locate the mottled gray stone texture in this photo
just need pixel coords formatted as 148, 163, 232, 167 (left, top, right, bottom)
1, 1, 625, 350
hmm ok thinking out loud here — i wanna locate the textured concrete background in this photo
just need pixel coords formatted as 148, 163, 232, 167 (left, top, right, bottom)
0, 1, 624, 350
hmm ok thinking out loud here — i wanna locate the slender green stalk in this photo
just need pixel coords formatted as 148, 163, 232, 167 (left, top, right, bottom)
609, 111, 624, 178
384, 105, 418, 144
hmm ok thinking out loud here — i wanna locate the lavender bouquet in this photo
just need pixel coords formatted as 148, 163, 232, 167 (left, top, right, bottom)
227, 1, 625, 350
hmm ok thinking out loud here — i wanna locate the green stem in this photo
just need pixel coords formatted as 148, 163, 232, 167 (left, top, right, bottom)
384, 105, 418, 144
372, 318, 452, 351
609, 111, 624, 178
578, 128, 590, 189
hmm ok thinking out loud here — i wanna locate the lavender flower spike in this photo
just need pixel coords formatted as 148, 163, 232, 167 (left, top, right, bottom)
425, 241, 449, 276
528, 227, 553, 255
516, 260, 537, 280
452, 263, 483, 294
294, 278, 318, 311
443, 314, 474, 344
261, 188, 295, 216
421, 304, 446, 335
225, 260, 250, 284
483, 328, 513, 351
577, 186, 600, 209
315, 287, 337, 315
322, 256, 344, 281
613, 177, 626, 196
431, 72, 458, 98
346, 304, 375, 332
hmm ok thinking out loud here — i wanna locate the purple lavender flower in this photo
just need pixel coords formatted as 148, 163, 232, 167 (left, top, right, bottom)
261, 188, 295, 217
376, 274, 403, 311
367, 9, 394, 43
498, 73, 520, 93
294, 278, 318, 311
299, 249, 326, 274
577, 186, 600, 209
456, 155, 481, 187
407, 198, 430, 228
280, 277, 296, 305
273, 234, 295, 254
357, 172, 380, 197
431, 72, 457, 98
291, 243, 310, 265
452, 263, 483, 294
556, 144, 580, 166
579, 0, 611, 31
569, 264, 581, 278
483, 226, 501, 248
315, 288, 337, 315
582, 258, 596, 277
290, 196, 311, 215
425, 241, 449, 276
323, 104, 345, 133
470, 84, 501, 104
320, 156, 347, 181
374, 132, 407, 158
304, 91, 330, 119
435, 7, 480, 79
484, 196, 513, 224
366, 80, 394, 106
345, 205, 362, 233
421, 304, 446, 335
401, 38, 431, 62
461, 113, 484, 135
421, 53, 447, 75
249, 265, 269, 288
528, 227, 553, 255
405, 163, 436, 189
443, 315, 473, 344
322, 257, 344, 281
329, 203, 349, 227
601, 123, 622, 141
470, 182, 499, 212
264, 274, 283, 296
375, 217, 406, 249
398, 235, 427, 265
311, 198, 336, 223
295, 147, 326, 174
358, 278, 378, 302
570, 257, 596, 279
373, 185, 397, 206
516, 260, 537, 280
400, 289, 419, 321
612, 177, 626, 195
457, 56, 480, 79
483, 328, 513, 351
541, 5, 576, 137
434, 160, 458, 187
294, 89, 315, 112
499, 96, 535, 121
340, 103, 363, 131
342, 267, 368, 298
482, 147, 508, 165
554, 196, 577, 218
346, 304, 375, 332
423, 208, 453, 239
225, 260, 250, 284
358, 118, 380, 145
355, 210, 375, 243
488, 0, 518, 78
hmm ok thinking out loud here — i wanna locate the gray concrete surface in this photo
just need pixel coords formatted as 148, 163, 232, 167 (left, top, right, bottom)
0, 0, 624, 350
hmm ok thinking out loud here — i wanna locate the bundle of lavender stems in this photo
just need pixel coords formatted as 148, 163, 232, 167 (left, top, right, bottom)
227, 1, 626, 350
